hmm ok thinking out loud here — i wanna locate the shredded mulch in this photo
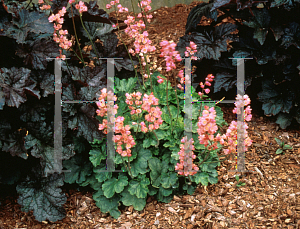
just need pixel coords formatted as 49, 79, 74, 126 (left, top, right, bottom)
1, 1, 300, 228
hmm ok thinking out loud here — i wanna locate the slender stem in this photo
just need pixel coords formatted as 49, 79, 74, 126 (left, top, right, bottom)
195, 148, 211, 167
78, 13, 101, 66
152, 130, 159, 148
112, 5, 146, 92
127, 158, 133, 178
70, 5, 86, 67
173, 86, 180, 132
165, 79, 173, 132
187, 175, 192, 184
70, 47, 84, 63
121, 155, 133, 179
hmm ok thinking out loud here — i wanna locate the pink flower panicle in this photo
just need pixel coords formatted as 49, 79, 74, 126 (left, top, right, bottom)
198, 74, 214, 98
96, 89, 163, 157
175, 136, 199, 176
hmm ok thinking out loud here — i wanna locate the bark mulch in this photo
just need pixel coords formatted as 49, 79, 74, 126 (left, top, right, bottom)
0, 1, 300, 228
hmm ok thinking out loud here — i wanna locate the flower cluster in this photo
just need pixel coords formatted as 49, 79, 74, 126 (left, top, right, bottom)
125, 92, 143, 115
96, 89, 163, 157
184, 42, 197, 60
96, 88, 118, 123
220, 94, 252, 155
38, 0, 52, 10
74, 1, 88, 14
47, 7, 72, 59
158, 40, 197, 88
197, 105, 223, 151
97, 89, 135, 157
198, 74, 214, 98
106, 1, 158, 80
137, 0, 152, 12
125, 92, 163, 133
159, 40, 182, 72
113, 116, 136, 157
176, 41, 197, 90
139, 92, 163, 132
175, 136, 199, 176
106, 0, 129, 13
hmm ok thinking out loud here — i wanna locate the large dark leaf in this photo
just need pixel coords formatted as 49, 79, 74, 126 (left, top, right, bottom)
80, 21, 115, 42
185, 2, 218, 34
178, 23, 237, 62
0, 67, 40, 109
2, 127, 29, 159
61, 64, 106, 88
257, 80, 294, 116
270, 0, 300, 10
61, 84, 106, 143
63, 154, 93, 184
275, 112, 293, 129
5, 9, 54, 44
29, 70, 55, 98
210, 0, 232, 12
280, 22, 300, 49
242, 8, 271, 45
15, 38, 60, 70
24, 133, 75, 176
16, 172, 67, 222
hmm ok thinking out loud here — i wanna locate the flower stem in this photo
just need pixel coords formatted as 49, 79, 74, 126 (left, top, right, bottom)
78, 13, 101, 66
121, 154, 133, 179
165, 79, 173, 132
152, 130, 159, 148
70, 5, 86, 67
173, 86, 180, 132
111, 5, 146, 92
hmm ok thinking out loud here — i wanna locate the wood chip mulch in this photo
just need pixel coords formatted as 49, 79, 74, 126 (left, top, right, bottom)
1, 1, 300, 228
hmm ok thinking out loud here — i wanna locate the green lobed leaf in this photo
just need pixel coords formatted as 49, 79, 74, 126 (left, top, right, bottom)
126, 145, 152, 177
102, 174, 128, 198
93, 190, 121, 219
127, 174, 150, 198
160, 173, 178, 189
121, 187, 146, 211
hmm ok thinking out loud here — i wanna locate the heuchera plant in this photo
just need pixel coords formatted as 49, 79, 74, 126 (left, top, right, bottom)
0, 0, 253, 221
177, 0, 300, 129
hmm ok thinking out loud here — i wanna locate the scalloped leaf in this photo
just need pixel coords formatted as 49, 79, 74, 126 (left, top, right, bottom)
61, 84, 106, 143
270, 0, 300, 10
5, 9, 54, 44
280, 22, 300, 49
125, 145, 152, 177
0, 67, 40, 108
24, 134, 75, 176
185, 2, 218, 34
275, 112, 293, 129
121, 186, 147, 211
243, 8, 271, 45
93, 190, 121, 219
16, 172, 67, 222
257, 80, 293, 116
62, 154, 93, 184
15, 38, 60, 70
102, 174, 128, 198
178, 23, 237, 62
127, 174, 150, 199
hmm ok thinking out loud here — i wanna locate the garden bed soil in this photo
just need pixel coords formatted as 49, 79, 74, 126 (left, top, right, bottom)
0, 1, 300, 228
